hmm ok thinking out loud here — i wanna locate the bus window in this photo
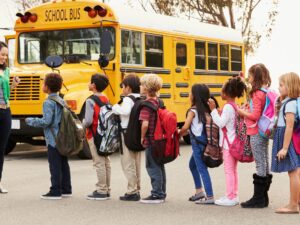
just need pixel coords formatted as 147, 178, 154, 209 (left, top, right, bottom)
195, 41, 206, 70
176, 43, 187, 66
145, 34, 163, 67
208, 43, 218, 70
121, 30, 142, 65
7, 38, 15, 68
220, 44, 229, 71
231, 46, 242, 71
18, 27, 115, 64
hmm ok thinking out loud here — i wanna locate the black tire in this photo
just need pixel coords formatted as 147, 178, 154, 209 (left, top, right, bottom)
77, 103, 92, 159
5, 136, 16, 155
183, 134, 191, 145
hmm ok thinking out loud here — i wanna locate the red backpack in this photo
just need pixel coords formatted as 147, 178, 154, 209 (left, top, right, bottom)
150, 103, 180, 164
222, 102, 254, 163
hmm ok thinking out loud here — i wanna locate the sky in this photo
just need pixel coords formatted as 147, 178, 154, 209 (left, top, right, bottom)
1, 0, 299, 89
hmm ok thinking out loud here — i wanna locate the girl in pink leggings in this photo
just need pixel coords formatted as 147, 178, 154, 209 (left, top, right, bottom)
208, 77, 247, 206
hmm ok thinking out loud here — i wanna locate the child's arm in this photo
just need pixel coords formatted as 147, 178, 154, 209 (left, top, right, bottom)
25, 100, 54, 128
210, 105, 232, 128
141, 120, 149, 145
82, 99, 94, 128
179, 110, 194, 137
277, 113, 295, 160
112, 97, 132, 116
238, 93, 263, 121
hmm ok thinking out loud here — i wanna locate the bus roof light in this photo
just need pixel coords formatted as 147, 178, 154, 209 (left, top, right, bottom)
84, 6, 97, 18
16, 13, 29, 23
29, 13, 38, 22
94, 5, 107, 17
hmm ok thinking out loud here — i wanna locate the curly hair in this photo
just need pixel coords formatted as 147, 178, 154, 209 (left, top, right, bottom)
44, 73, 63, 93
222, 76, 247, 98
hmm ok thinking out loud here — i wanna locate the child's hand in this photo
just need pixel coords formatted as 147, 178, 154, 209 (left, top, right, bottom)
277, 148, 288, 161
207, 98, 216, 111
141, 138, 144, 145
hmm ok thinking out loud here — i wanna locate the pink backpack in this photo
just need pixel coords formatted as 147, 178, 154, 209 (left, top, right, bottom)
222, 102, 254, 163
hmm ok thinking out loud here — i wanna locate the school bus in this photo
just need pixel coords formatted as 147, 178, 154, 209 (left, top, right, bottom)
7, 0, 244, 158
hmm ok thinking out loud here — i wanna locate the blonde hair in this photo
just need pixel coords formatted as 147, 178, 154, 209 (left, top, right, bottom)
140, 74, 162, 96
279, 72, 300, 98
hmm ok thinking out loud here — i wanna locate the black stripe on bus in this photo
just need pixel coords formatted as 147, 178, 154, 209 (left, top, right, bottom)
194, 70, 240, 76
205, 84, 223, 88
180, 92, 189, 98
159, 93, 171, 99
176, 82, 189, 88
120, 67, 171, 74
162, 83, 171, 89
211, 92, 221, 97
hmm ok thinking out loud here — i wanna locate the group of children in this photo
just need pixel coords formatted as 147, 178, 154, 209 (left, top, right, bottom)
20, 63, 300, 214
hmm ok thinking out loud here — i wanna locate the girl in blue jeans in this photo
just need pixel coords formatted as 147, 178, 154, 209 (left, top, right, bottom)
179, 84, 214, 204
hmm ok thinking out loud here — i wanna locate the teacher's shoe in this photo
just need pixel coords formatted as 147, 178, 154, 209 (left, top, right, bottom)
0, 183, 8, 194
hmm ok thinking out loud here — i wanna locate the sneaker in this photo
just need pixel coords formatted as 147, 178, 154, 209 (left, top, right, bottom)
86, 191, 109, 201
195, 197, 214, 204
40, 192, 62, 200
0, 183, 8, 194
140, 195, 165, 204
189, 192, 205, 201
215, 197, 239, 206
120, 193, 140, 201
62, 192, 72, 198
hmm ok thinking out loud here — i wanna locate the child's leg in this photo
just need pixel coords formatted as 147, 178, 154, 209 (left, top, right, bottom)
105, 156, 111, 194
191, 141, 213, 197
47, 145, 63, 195
282, 169, 300, 210
233, 157, 239, 199
223, 150, 236, 199
61, 155, 71, 194
189, 154, 203, 193
135, 152, 142, 191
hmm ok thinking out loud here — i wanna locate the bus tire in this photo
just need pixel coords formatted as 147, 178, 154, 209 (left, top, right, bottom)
77, 103, 92, 159
5, 136, 16, 155
183, 134, 191, 145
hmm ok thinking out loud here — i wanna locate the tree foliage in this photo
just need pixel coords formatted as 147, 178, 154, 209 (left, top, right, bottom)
16, 0, 49, 12
134, 0, 279, 54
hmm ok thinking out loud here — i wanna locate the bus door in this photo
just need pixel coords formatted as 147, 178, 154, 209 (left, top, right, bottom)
173, 40, 191, 103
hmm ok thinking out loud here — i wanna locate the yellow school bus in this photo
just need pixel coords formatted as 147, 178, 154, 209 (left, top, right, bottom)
7, 0, 244, 158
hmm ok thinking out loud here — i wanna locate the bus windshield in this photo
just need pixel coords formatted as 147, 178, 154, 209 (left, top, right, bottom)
18, 27, 115, 64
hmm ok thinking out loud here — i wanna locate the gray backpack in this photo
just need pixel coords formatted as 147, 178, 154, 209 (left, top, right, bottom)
49, 96, 85, 156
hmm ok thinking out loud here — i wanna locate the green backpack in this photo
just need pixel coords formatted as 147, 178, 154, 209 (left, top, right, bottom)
49, 96, 85, 156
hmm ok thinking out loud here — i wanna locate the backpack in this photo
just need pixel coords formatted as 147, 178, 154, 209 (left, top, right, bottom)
283, 98, 300, 155
189, 108, 222, 168
90, 96, 122, 156
49, 96, 85, 157
250, 88, 278, 138
222, 102, 254, 163
149, 102, 179, 164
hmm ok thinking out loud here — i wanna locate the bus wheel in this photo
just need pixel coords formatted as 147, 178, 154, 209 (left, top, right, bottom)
183, 134, 191, 145
77, 104, 92, 159
5, 137, 16, 155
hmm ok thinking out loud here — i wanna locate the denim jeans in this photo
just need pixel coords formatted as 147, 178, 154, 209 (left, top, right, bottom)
0, 108, 11, 181
47, 145, 72, 195
189, 135, 214, 197
145, 147, 166, 198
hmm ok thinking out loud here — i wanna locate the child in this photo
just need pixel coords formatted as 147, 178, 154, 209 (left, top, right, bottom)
83, 73, 110, 201
179, 84, 214, 204
208, 77, 247, 206
237, 63, 272, 208
139, 74, 166, 204
271, 72, 300, 214
112, 74, 141, 201
26, 73, 71, 200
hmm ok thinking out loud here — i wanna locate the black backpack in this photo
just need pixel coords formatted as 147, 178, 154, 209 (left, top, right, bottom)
124, 96, 164, 151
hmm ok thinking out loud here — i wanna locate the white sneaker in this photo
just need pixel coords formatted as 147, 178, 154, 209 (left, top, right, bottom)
0, 183, 8, 194
215, 197, 238, 206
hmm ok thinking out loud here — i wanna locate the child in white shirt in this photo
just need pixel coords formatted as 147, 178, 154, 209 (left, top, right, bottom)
208, 76, 246, 206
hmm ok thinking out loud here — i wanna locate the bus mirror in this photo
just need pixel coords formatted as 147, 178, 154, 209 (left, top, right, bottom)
45, 55, 63, 69
100, 29, 112, 55
98, 55, 109, 68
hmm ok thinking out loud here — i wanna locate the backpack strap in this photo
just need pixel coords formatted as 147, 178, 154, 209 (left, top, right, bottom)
89, 95, 106, 107
283, 98, 297, 124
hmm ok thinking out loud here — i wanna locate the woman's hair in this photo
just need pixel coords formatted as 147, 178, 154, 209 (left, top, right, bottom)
191, 84, 210, 123
140, 73, 162, 96
0, 41, 8, 70
121, 73, 141, 93
222, 76, 247, 98
91, 73, 109, 92
44, 73, 63, 93
279, 72, 300, 98
248, 63, 271, 97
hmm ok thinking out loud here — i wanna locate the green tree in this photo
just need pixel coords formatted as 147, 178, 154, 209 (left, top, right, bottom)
134, 0, 279, 54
